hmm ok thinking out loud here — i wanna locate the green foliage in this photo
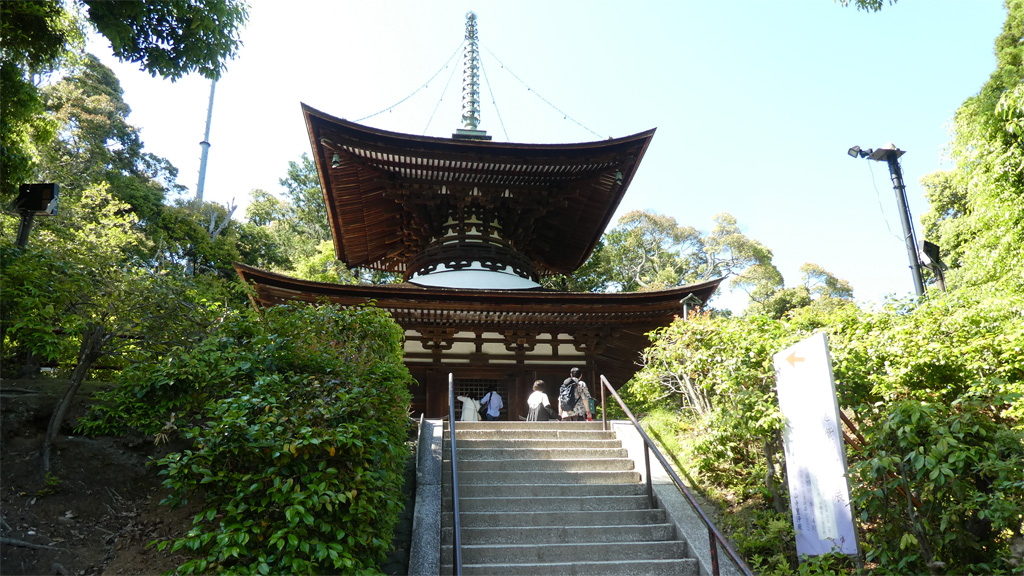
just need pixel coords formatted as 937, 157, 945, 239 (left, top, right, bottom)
921, 0, 1024, 292
558, 210, 787, 300
279, 153, 331, 243
240, 158, 395, 285
800, 263, 853, 300
627, 285, 1024, 574
2, 183, 147, 367
705, 213, 782, 302
601, 210, 705, 291
35, 54, 181, 221
541, 238, 614, 292
81, 303, 413, 574
81, 0, 248, 81
834, 0, 898, 11
850, 396, 1023, 573
1, 0, 247, 202
0, 0, 84, 198
150, 200, 244, 278
760, 286, 813, 320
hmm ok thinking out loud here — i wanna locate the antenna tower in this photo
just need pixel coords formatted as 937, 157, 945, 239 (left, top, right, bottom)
196, 79, 217, 201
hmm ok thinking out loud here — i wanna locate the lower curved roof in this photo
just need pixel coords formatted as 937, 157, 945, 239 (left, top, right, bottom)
235, 263, 722, 384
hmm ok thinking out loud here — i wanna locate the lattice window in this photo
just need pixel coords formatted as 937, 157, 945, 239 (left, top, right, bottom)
454, 378, 508, 420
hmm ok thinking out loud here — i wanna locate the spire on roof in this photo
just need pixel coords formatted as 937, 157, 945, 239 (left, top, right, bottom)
453, 11, 491, 141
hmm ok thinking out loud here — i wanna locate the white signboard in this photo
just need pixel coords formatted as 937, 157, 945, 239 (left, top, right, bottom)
773, 332, 859, 558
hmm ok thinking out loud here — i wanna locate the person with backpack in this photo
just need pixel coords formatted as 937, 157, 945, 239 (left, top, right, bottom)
479, 385, 503, 421
526, 380, 557, 421
558, 367, 592, 421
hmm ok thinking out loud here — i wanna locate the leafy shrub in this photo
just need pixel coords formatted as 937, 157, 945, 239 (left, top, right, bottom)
80, 302, 413, 574
626, 287, 1024, 574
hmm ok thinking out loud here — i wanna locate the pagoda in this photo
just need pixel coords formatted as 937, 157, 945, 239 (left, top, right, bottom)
235, 13, 721, 418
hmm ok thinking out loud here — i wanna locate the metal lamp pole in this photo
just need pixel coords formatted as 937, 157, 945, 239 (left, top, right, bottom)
849, 144, 925, 297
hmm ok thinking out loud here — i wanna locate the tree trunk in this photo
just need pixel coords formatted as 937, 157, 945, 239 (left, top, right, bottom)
42, 324, 106, 474
763, 436, 788, 514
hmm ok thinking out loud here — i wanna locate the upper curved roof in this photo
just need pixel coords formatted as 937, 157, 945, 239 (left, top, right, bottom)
303, 104, 656, 276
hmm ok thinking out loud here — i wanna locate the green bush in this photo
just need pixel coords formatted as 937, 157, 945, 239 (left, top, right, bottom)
626, 287, 1024, 574
81, 302, 413, 574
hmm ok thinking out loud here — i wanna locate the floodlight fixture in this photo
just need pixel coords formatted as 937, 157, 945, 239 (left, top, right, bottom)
848, 145, 873, 159
12, 183, 59, 248
919, 240, 947, 272
919, 239, 948, 291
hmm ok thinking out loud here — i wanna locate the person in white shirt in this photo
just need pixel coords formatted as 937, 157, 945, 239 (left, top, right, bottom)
526, 380, 555, 421
456, 395, 480, 421
479, 385, 503, 421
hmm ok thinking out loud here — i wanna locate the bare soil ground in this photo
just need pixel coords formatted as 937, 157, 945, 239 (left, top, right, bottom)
0, 376, 416, 576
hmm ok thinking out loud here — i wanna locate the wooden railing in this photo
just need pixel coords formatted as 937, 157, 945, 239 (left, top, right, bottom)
599, 375, 754, 576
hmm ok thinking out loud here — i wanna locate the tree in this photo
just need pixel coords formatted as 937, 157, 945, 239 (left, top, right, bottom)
704, 213, 783, 303
35, 54, 181, 222
150, 199, 243, 278
240, 157, 395, 285
834, 0, 898, 11
279, 153, 331, 243
0, 0, 248, 199
920, 0, 1023, 292
81, 0, 248, 81
0, 1, 84, 199
0, 184, 219, 472
601, 210, 705, 292
800, 262, 854, 300
541, 238, 615, 292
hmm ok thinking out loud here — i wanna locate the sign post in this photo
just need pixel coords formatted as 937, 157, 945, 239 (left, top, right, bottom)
773, 332, 859, 558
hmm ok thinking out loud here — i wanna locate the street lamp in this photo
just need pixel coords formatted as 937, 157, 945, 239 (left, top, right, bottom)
848, 144, 925, 296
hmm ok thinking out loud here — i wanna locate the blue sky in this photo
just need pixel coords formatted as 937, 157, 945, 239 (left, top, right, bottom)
88, 1, 1008, 310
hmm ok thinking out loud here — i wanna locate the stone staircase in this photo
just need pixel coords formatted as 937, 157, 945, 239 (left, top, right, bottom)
440, 421, 699, 575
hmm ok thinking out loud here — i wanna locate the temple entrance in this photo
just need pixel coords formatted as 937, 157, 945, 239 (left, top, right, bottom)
453, 378, 508, 420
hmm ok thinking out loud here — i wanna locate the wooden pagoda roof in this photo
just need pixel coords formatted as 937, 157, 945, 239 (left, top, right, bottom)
235, 263, 722, 384
303, 104, 656, 276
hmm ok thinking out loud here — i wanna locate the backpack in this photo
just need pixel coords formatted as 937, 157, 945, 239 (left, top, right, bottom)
558, 378, 579, 412
478, 393, 490, 419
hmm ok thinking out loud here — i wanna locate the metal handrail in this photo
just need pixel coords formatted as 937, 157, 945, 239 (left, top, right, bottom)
448, 374, 463, 576
599, 375, 754, 576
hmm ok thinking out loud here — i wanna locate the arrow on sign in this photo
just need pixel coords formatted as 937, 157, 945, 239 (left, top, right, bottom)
786, 352, 805, 367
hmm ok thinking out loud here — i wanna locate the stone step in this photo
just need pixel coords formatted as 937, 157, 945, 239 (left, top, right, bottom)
447, 438, 624, 450
447, 421, 607, 431
442, 509, 668, 529
437, 423, 702, 576
446, 457, 635, 473
445, 494, 652, 513
441, 558, 700, 576
450, 429, 616, 441
445, 469, 641, 485
442, 523, 677, 546
457, 483, 647, 498
441, 540, 689, 565
449, 447, 629, 460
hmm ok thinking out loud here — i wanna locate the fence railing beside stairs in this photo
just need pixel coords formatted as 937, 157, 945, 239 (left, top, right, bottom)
447, 373, 463, 576
598, 374, 754, 576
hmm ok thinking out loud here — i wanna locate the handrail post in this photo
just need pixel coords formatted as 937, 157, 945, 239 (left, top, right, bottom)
709, 527, 721, 576
601, 382, 607, 431
598, 375, 753, 576
448, 374, 462, 576
644, 444, 653, 509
